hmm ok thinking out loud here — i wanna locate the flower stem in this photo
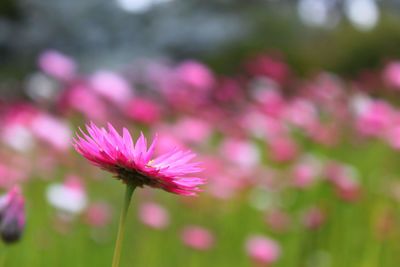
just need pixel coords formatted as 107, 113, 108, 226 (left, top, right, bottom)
112, 184, 136, 267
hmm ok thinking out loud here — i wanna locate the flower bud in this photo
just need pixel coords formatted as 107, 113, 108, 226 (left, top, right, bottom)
0, 186, 25, 244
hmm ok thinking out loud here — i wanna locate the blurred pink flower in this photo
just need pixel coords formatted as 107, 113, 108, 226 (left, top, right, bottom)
73, 122, 204, 196
153, 130, 187, 155
214, 77, 244, 103
59, 84, 108, 121
292, 164, 316, 188
284, 99, 317, 129
386, 124, 400, 150
241, 110, 287, 141
306, 73, 344, 104
124, 97, 162, 124
265, 209, 291, 232
30, 114, 72, 151
307, 122, 339, 146
1, 104, 39, 152
152, 61, 214, 109
245, 54, 290, 84
0, 164, 27, 189
383, 61, 400, 89
302, 207, 326, 230
335, 175, 361, 202
175, 60, 215, 91
245, 235, 281, 266
0, 186, 25, 243
268, 137, 298, 162
138, 202, 169, 229
292, 157, 321, 189
85, 202, 112, 228
181, 226, 215, 251
355, 100, 393, 137
200, 156, 243, 199
89, 71, 133, 105
253, 88, 286, 118
38, 50, 76, 81
325, 163, 361, 202
208, 172, 245, 200
220, 138, 260, 169
172, 117, 212, 144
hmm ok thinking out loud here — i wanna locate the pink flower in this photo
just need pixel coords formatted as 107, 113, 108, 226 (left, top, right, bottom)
386, 124, 400, 150
265, 209, 291, 232
253, 88, 286, 118
268, 136, 298, 162
245, 54, 290, 84
335, 175, 361, 202
383, 61, 400, 89
172, 117, 212, 144
38, 50, 76, 81
240, 110, 286, 140
307, 122, 339, 146
355, 100, 393, 137
175, 60, 215, 91
30, 114, 72, 151
0, 186, 25, 243
73, 122, 204, 196
85, 202, 112, 228
138, 202, 169, 229
152, 130, 187, 155
214, 77, 244, 103
292, 164, 316, 188
284, 99, 317, 129
302, 207, 326, 230
89, 71, 133, 105
292, 157, 321, 189
0, 164, 27, 189
181, 226, 215, 251
58, 84, 109, 121
208, 172, 244, 200
124, 97, 162, 124
219, 138, 260, 169
325, 163, 361, 202
245, 235, 281, 265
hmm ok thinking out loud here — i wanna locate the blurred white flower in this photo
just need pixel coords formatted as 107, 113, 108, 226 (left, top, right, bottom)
46, 177, 87, 215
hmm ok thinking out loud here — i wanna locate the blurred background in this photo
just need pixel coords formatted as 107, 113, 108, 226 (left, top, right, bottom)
2, 0, 400, 88
0, 0, 400, 266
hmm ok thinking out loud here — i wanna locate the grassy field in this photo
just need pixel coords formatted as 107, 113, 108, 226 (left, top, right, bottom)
1, 137, 398, 267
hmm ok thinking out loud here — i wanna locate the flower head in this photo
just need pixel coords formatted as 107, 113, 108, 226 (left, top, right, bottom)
73, 122, 204, 196
0, 186, 25, 244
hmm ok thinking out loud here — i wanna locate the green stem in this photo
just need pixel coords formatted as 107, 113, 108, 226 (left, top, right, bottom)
112, 184, 136, 267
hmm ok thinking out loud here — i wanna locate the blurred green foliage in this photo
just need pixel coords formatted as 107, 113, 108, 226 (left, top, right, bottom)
0, 0, 19, 20
204, 10, 400, 78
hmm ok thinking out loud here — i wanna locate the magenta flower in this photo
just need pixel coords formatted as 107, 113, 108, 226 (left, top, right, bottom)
73, 122, 204, 267
73, 122, 204, 196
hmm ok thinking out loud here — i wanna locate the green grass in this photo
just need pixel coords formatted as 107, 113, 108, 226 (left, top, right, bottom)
2, 138, 400, 267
